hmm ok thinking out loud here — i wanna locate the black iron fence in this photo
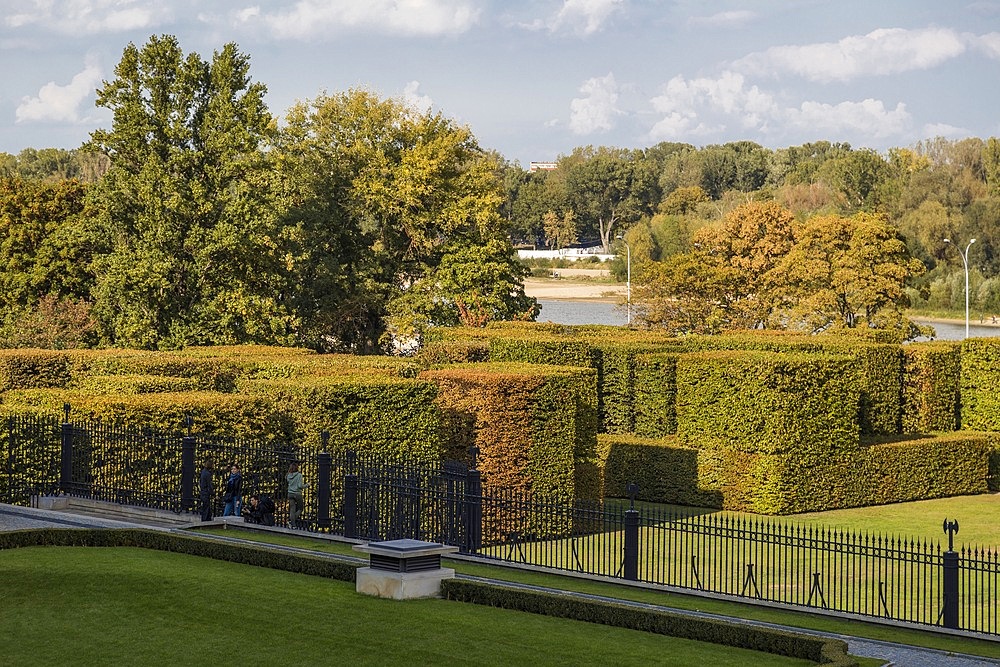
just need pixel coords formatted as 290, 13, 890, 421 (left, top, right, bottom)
2, 412, 997, 636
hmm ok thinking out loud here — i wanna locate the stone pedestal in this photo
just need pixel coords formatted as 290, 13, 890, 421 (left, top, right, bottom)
353, 539, 459, 600
36, 496, 68, 510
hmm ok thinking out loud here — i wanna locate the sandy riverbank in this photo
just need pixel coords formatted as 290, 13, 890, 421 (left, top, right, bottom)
524, 277, 624, 302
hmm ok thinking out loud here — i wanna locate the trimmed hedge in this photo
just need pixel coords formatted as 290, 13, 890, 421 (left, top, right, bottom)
675, 351, 860, 458
597, 434, 722, 507
0, 528, 359, 581
598, 432, 994, 514
73, 374, 201, 394
960, 339, 1000, 431
441, 579, 856, 666
422, 363, 599, 503
901, 342, 961, 433
634, 352, 679, 437
0, 389, 293, 440
241, 375, 443, 462
0, 349, 70, 390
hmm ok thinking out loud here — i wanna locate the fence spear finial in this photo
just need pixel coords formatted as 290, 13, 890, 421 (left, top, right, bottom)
943, 519, 959, 552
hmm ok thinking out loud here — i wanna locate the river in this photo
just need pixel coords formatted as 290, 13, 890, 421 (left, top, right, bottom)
535, 299, 1000, 342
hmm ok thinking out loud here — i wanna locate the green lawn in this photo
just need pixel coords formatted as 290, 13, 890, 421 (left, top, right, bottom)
0, 546, 822, 667
194, 523, 1000, 661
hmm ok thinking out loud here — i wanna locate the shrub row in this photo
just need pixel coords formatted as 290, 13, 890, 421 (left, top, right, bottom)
0, 349, 71, 390
441, 579, 856, 666
960, 339, 1000, 431
599, 432, 994, 514
0, 528, 359, 581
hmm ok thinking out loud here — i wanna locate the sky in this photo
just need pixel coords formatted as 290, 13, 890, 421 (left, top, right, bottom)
1, 0, 999, 168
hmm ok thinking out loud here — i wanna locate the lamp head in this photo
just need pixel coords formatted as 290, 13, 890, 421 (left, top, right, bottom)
616, 234, 623, 240
943, 238, 951, 244
971, 238, 977, 244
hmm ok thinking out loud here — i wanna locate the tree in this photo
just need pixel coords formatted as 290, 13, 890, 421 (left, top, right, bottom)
777, 212, 925, 334
386, 238, 538, 340
554, 146, 653, 252
543, 209, 577, 250
88, 35, 290, 349
0, 178, 97, 312
277, 89, 528, 352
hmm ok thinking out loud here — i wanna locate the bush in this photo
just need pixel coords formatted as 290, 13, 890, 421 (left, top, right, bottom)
0, 349, 70, 391
0, 528, 359, 581
441, 579, 856, 666
597, 434, 722, 507
960, 339, 1000, 431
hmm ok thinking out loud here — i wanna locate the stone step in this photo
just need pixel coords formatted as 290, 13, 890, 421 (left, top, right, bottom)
53, 497, 198, 527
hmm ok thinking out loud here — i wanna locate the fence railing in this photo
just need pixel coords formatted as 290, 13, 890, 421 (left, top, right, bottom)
2, 412, 997, 636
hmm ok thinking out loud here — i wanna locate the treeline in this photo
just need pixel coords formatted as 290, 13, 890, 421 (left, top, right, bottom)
4, 34, 1000, 351
0, 36, 536, 352
501, 138, 1000, 320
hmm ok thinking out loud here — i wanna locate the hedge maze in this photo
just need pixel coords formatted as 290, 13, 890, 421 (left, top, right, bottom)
1, 325, 999, 515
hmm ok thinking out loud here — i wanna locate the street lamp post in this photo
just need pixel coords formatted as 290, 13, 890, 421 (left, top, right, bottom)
616, 234, 631, 325
943, 237, 976, 339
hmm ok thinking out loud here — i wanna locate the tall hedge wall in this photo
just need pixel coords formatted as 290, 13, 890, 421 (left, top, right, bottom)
675, 351, 860, 458
633, 352, 679, 438
901, 342, 961, 433
960, 339, 1000, 431
240, 376, 443, 463
421, 363, 599, 503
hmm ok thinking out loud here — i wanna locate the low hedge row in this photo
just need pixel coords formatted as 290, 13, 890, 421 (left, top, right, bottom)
0, 528, 359, 581
441, 579, 856, 666
598, 432, 994, 514
0, 349, 71, 390
73, 374, 201, 394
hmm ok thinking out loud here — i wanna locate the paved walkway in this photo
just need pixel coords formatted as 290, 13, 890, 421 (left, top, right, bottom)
2, 503, 998, 667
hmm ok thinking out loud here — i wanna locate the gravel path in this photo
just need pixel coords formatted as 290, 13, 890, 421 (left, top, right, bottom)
2, 503, 998, 666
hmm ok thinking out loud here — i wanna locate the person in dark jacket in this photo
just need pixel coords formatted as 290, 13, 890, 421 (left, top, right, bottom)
245, 494, 275, 526
199, 458, 214, 521
222, 463, 243, 517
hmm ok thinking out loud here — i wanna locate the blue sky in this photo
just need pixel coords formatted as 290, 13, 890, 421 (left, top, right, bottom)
2, 0, 999, 167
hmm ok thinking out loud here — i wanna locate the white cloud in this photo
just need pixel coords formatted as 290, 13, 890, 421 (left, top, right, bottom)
4, 0, 161, 34
688, 10, 755, 28
649, 71, 776, 135
569, 72, 620, 134
922, 122, 971, 139
250, 0, 480, 38
974, 32, 1000, 59
402, 80, 433, 111
785, 99, 911, 138
16, 62, 103, 124
647, 71, 912, 143
523, 0, 624, 36
735, 27, 967, 82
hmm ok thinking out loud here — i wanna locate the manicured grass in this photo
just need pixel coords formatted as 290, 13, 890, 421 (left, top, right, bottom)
0, 546, 818, 667
194, 525, 1000, 661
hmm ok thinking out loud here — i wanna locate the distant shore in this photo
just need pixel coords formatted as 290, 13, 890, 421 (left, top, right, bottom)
525, 276, 998, 328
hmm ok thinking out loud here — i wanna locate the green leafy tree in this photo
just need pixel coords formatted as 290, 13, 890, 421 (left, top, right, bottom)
87, 35, 291, 349
278, 89, 525, 352
543, 209, 578, 250
387, 238, 538, 340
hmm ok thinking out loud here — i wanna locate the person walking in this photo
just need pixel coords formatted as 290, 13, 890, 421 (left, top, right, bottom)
286, 463, 305, 529
222, 463, 243, 517
199, 458, 214, 521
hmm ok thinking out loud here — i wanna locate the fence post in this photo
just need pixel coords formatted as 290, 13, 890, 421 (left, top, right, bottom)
59, 403, 72, 495
181, 435, 195, 511
317, 447, 332, 531
343, 472, 358, 539
465, 446, 482, 554
623, 483, 640, 581
942, 519, 960, 629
